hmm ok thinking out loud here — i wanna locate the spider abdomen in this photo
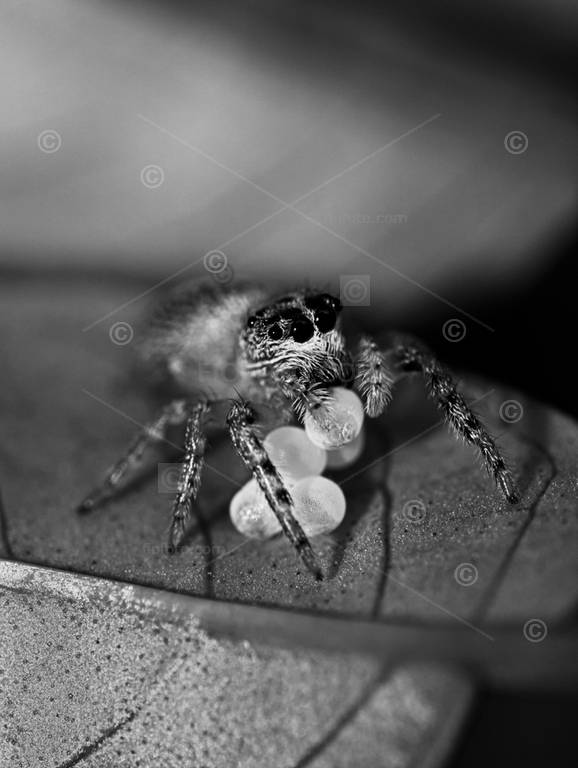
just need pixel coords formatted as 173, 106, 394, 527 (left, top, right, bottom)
138, 280, 269, 400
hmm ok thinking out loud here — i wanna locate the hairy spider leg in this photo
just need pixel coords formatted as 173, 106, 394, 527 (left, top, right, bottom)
354, 336, 395, 417
227, 399, 323, 579
168, 401, 210, 552
275, 371, 334, 423
364, 334, 519, 504
76, 399, 190, 513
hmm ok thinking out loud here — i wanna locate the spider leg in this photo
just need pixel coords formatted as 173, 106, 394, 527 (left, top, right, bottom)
227, 399, 323, 580
354, 335, 395, 417
168, 401, 210, 552
77, 399, 189, 513
370, 334, 519, 504
275, 370, 332, 424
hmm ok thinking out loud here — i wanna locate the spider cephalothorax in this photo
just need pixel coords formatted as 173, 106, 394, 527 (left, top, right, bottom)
78, 279, 519, 579
241, 291, 354, 417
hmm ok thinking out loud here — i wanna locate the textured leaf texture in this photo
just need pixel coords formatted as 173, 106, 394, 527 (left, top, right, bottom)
0, 563, 473, 768
1, 277, 577, 766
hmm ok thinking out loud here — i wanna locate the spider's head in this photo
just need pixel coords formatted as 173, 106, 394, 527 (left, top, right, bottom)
242, 291, 350, 386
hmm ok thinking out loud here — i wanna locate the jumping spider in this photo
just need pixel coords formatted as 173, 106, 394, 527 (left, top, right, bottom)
78, 280, 519, 579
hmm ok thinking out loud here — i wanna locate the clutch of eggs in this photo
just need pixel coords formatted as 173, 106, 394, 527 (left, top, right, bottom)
229, 388, 364, 539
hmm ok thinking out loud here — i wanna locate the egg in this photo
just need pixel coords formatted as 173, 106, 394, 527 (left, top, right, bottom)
304, 387, 364, 449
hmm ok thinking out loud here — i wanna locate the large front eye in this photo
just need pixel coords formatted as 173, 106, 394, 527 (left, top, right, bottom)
305, 293, 341, 313
320, 294, 341, 313
290, 319, 314, 342
314, 308, 336, 333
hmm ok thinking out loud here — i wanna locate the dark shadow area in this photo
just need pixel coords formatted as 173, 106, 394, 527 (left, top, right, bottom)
363, 224, 578, 420
442, 224, 577, 419
449, 688, 578, 768
324, 420, 393, 587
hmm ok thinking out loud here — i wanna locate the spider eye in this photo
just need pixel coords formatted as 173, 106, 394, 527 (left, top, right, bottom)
305, 293, 341, 313
268, 323, 283, 341
330, 296, 342, 313
314, 308, 336, 333
290, 319, 314, 342
247, 315, 257, 328
320, 293, 341, 313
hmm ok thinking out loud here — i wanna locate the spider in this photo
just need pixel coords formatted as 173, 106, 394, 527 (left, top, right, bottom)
78, 279, 519, 579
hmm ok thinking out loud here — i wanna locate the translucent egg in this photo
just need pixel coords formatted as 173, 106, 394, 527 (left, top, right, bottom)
325, 428, 365, 469
229, 479, 282, 539
292, 476, 346, 536
264, 426, 327, 482
304, 387, 364, 449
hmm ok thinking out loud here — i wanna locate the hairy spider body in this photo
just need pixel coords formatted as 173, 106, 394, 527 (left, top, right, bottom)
138, 280, 352, 410
78, 279, 519, 579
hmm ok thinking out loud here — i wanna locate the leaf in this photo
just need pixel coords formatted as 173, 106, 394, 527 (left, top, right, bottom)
2, 279, 576, 622
1, 561, 475, 768
1, 277, 577, 765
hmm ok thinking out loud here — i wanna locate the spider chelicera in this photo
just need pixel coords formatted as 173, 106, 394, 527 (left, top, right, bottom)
78, 279, 518, 579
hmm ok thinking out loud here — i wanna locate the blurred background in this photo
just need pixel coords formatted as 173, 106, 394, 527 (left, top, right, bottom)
1, 0, 576, 413
1, 0, 576, 765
